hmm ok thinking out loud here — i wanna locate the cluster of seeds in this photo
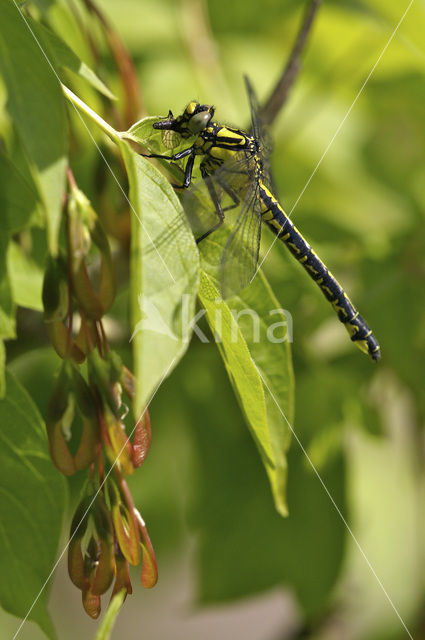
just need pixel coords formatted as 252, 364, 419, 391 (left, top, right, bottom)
43, 177, 156, 618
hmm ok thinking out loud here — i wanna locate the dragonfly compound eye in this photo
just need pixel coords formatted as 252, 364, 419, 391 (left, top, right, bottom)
187, 110, 212, 135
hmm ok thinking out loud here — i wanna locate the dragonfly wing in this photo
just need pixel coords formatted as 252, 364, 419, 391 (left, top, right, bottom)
244, 76, 275, 193
219, 182, 262, 299
182, 175, 223, 238
182, 152, 257, 238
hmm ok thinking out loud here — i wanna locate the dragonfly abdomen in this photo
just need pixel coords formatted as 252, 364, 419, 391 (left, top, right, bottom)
259, 184, 381, 361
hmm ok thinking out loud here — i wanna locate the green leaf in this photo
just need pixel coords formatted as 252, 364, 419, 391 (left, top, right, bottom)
198, 269, 294, 515
123, 116, 192, 184
29, 18, 115, 100
0, 147, 45, 339
0, 0, 67, 255
0, 341, 5, 398
229, 272, 294, 508
0, 234, 15, 341
123, 116, 167, 152
0, 371, 68, 639
182, 346, 345, 611
119, 141, 199, 414
31, 0, 57, 11
7, 241, 44, 312
0, 151, 42, 235
125, 116, 196, 154
94, 590, 125, 640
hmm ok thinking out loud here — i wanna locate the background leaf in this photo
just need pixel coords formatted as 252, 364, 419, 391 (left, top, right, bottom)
7, 241, 44, 312
0, 0, 67, 255
29, 18, 115, 100
0, 371, 67, 639
179, 343, 345, 613
0, 341, 5, 398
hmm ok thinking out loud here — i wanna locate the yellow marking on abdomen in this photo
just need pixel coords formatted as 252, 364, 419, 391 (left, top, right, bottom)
288, 242, 301, 254
332, 299, 348, 317
320, 285, 333, 298
268, 218, 284, 231
305, 263, 319, 276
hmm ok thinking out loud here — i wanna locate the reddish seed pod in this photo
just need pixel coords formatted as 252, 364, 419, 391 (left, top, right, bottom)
74, 316, 97, 357
42, 254, 68, 321
108, 479, 141, 566
67, 495, 91, 590
132, 411, 152, 468
134, 509, 158, 589
68, 537, 88, 591
67, 187, 116, 320
91, 219, 117, 313
42, 257, 86, 363
120, 365, 135, 400
110, 548, 133, 604
89, 537, 115, 596
46, 363, 98, 476
90, 496, 116, 595
68, 493, 116, 607
45, 319, 86, 364
82, 588, 101, 619
104, 411, 134, 476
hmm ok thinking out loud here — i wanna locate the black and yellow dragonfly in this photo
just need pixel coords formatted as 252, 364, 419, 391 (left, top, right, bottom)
144, 77, 381, 361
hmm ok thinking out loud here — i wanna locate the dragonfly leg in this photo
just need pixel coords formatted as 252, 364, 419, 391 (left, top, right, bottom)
143, 147, 196, 189
170, 153, 196, 189
195, 176, 227, 243
214, 175, 240, 214
182, 153, 195, 188
141, 146, 194, 162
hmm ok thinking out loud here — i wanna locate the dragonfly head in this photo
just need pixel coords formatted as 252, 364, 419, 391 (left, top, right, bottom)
153, 102, 214, 138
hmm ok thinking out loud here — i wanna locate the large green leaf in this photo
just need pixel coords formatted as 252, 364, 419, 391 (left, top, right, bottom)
123, 116, 193, 183
0, 152, 42, 236
124, 116, 171, 153
230, 273, 294, 507
29, 18, 115, 100
0, 147, 44, 372
0, 0, 67, 255
198, 268, 294, 516
0, 371, 68, 639
0, 149, 44, 350
120, 141, 199, 415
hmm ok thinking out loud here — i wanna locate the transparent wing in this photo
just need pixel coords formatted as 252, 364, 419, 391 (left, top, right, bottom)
178, 151, 263, 299
182, 151, 257, 238
244, 75, 274, 193
144, 151, 257, 257
219, 180, 263, 299
182, 174, 226, 238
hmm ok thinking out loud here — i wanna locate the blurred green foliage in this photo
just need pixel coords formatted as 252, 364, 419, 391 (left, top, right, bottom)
1, 0, 425, 639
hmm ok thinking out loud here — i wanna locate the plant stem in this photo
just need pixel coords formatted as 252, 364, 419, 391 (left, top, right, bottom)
62, 84, 121, 142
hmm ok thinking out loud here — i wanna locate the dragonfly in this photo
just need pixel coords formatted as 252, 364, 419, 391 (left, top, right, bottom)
143, 77, 381, 362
